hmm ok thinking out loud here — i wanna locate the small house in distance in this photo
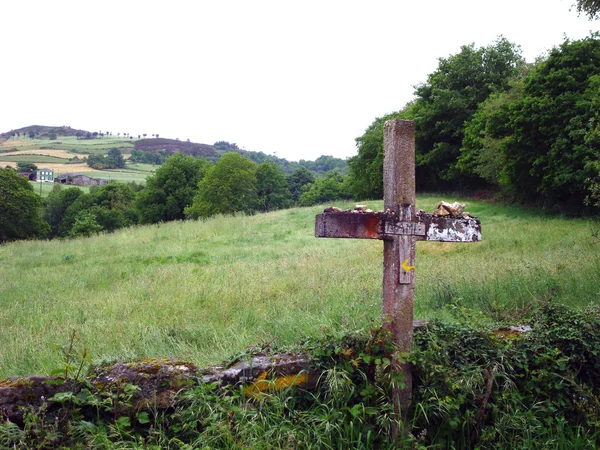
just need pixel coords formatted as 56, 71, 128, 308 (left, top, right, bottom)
55, 173, 108, 186
36, 168, 54, 182
18, 172, 37, 181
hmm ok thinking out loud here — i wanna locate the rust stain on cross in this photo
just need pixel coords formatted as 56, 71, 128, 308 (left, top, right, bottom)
314, 120, 482, 425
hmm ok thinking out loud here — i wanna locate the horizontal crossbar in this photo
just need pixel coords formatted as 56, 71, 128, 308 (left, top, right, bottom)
315, 212, 481, 242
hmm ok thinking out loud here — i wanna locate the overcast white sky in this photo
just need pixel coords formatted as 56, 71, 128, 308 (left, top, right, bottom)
1, 1, 596, 161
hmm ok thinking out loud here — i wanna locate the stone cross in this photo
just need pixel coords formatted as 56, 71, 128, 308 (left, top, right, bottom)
314, 119, 481, 415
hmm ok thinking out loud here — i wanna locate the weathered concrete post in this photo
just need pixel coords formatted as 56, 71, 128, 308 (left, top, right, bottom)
314, 118, 482, 433
382, 119, 416, 417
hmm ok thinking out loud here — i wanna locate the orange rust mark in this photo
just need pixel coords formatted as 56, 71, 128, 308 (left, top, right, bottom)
315, 212, 385, 240
361, 215, 381, 239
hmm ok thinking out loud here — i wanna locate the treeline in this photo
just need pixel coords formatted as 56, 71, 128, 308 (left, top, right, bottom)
0, 152, 353, 242
348, 34, 600, 213
135, 139, 349, 176
129, 149, 169, 165
1, 125, 89, 140
86, 148, 126, 170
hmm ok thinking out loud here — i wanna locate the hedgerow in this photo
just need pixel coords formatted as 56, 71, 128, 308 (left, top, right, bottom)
1, 303, 599, 449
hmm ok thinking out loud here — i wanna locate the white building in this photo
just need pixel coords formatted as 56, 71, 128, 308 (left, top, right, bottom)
36, 168, 54, 182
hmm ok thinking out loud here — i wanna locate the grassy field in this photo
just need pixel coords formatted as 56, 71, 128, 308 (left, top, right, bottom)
0, 136, 136, 155
124, 163, 158, 172
83, 168, 153, 184
0, 195, 598, 378
29, 181, 91, 196
0, 155, 68, 163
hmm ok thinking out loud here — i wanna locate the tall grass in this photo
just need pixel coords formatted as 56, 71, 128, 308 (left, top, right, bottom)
0, 195, 598, 377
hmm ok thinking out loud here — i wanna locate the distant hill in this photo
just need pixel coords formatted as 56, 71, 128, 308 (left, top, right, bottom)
1, 125, 348, 176
1, 125, 90, 140
135, 138, 218, 159
135, 139, 348, 175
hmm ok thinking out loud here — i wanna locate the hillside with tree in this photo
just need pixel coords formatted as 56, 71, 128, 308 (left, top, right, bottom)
347, 33, 600, 213
134, 138, 348, 176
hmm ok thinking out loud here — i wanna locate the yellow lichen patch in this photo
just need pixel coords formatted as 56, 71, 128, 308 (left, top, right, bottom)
243, 371, 308, 396
0, 377, 29, 388
490, 329, 523, 341
340, 348, 353, 357
0, 378, 15, 387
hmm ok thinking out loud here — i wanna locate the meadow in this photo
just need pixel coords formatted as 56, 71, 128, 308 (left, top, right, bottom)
0, 155, 68, 164
0, 136, 135, 155
48, 136, 135, 155
0, 135, 155, 191
0, 195, 598, 378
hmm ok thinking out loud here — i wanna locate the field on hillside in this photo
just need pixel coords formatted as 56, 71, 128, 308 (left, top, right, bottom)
0, 155, 68, 164
0, 135, 135, 155
0, 149, 75, 158
0, 196, 599, 377
0, 135, 154, 188
28, 181, 91, 196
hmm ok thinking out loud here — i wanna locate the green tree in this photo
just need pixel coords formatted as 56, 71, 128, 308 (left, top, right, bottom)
497, 34, 600, 209
69, 210, 103, 238
59, 193, 96, 236
300, 170, 351, 206
136, 153, 211, 224
16, 162, 38, 173
185, 153, 258, 219
86, 154, 106, 169
347, 109, 412, 199
56, 182, 138, 237
0, 168, 50, 243
92, 182, 136, 212
574, 0, 600, 19
43, 184, 84, 237
91, 182, 138, 226
129, 149, 168, 165
456, 64, 533, 186
585, 160, 600, 208
256, 162, 290, 212
287, 166, 315, 203
106, 148, 126, 168
298, 155, 348, 176
87, 148, 126, 170
412, 37, 523, 190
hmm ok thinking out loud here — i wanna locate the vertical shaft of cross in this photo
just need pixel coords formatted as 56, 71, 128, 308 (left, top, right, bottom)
382, 119, 416, 424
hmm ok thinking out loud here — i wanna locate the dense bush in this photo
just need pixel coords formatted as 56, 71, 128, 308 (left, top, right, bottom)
86, 148, 126, 170
185, 152, 259, 219
136, 153, 211, 224
0, 168, 50, 243
129, 149, 169, 165
44, 182, 138, 238
300, 170, 352, 206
